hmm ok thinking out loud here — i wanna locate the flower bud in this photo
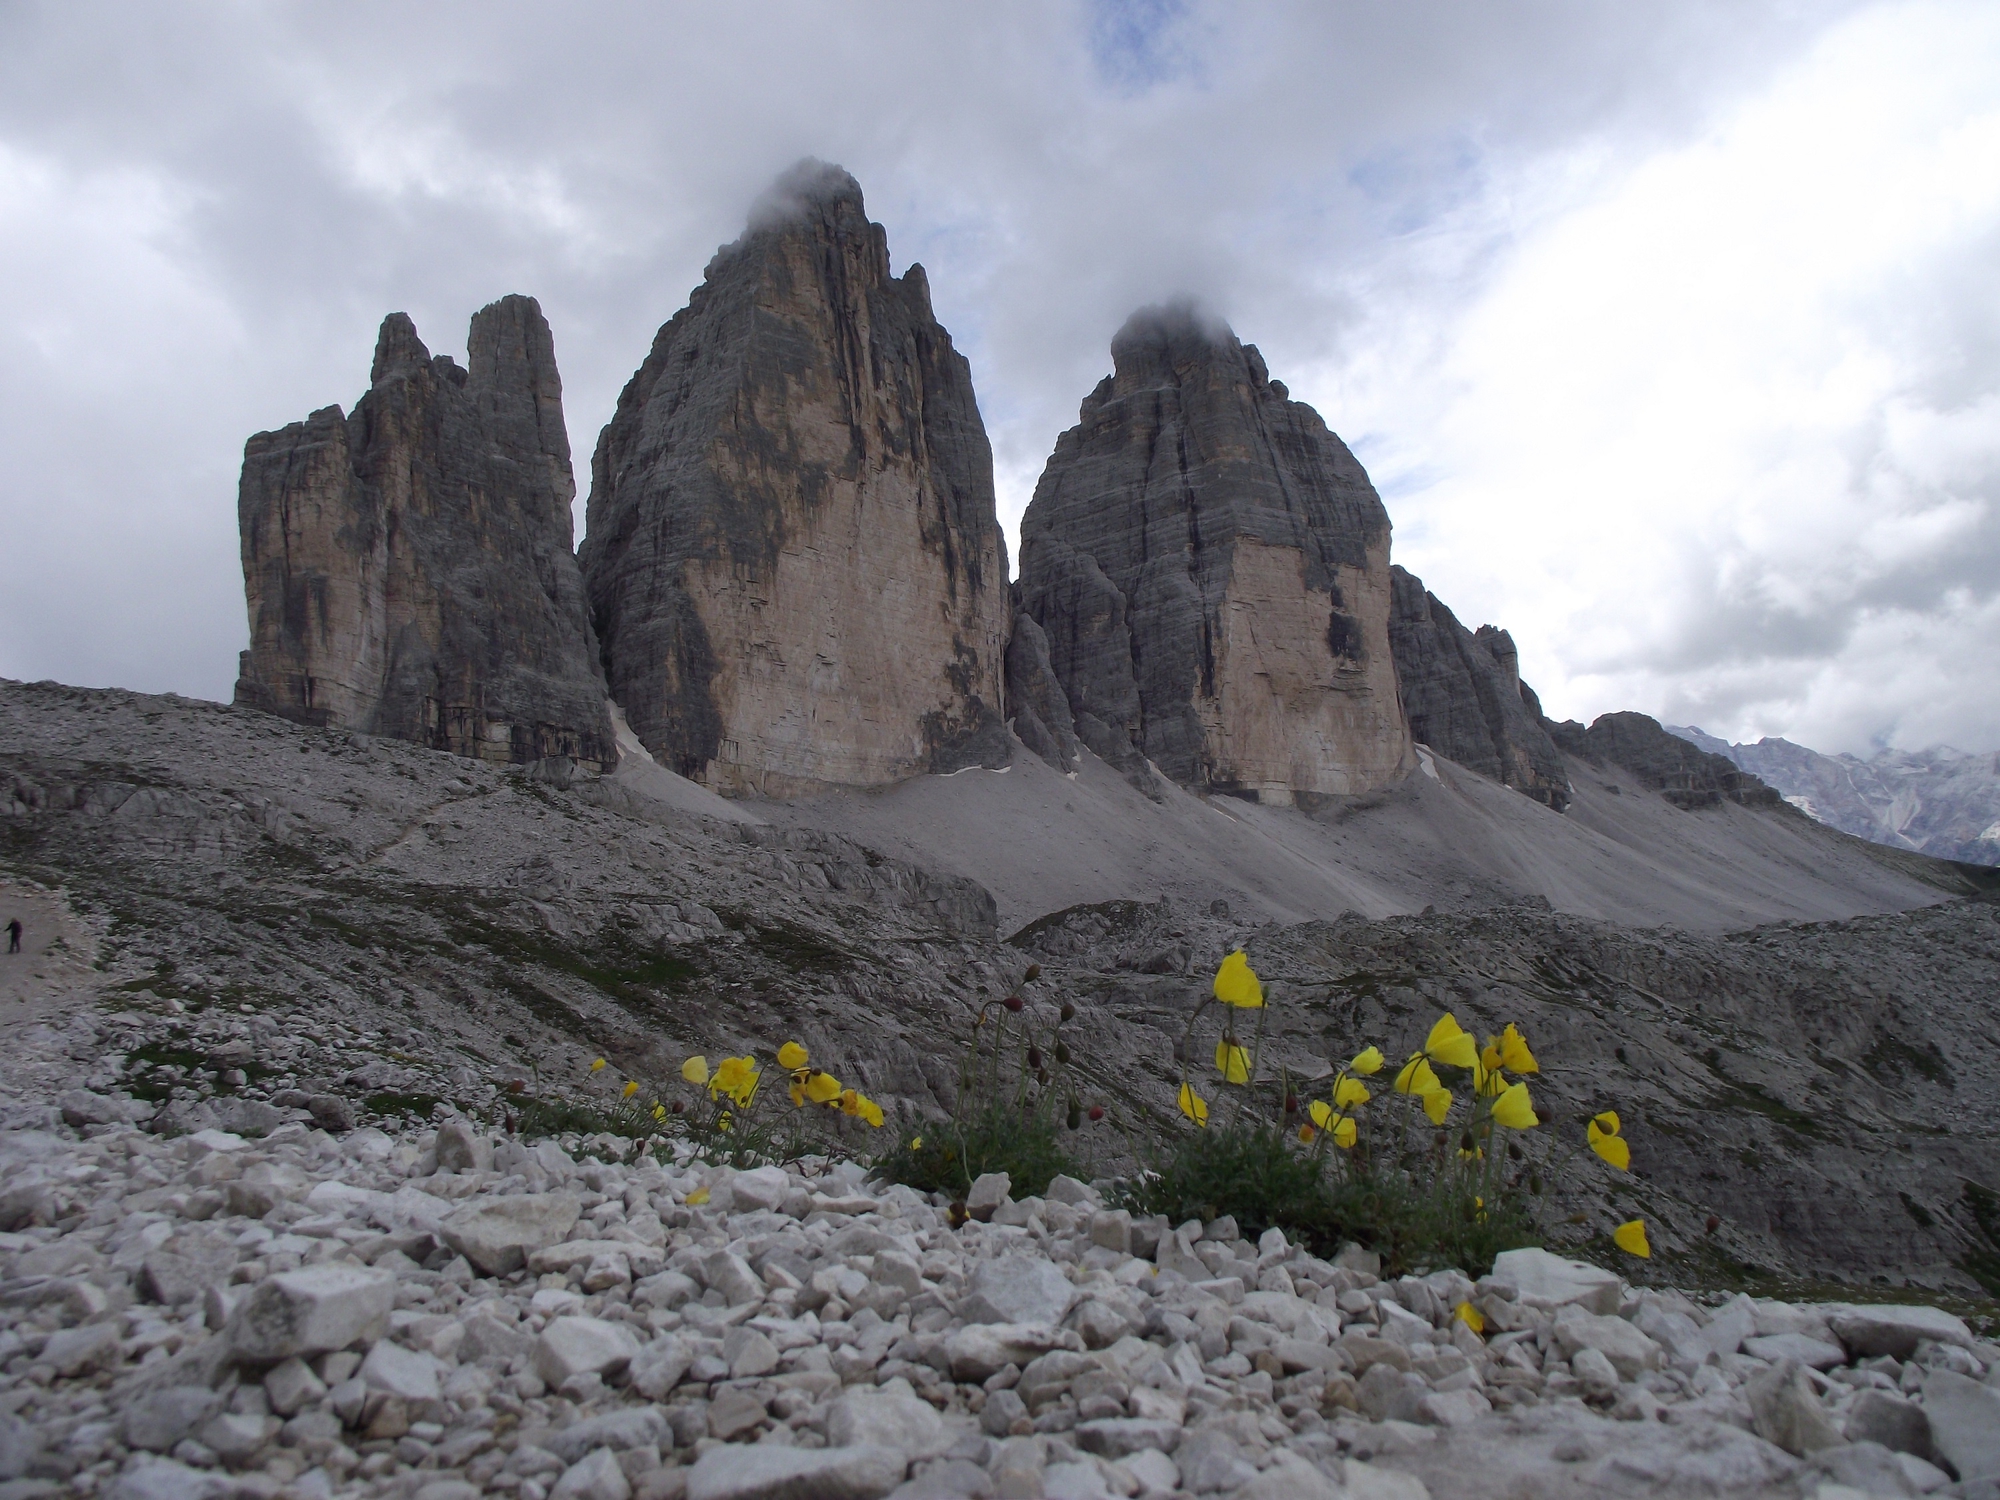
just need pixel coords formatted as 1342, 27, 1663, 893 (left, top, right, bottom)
1705, 1215, 1721, 1234
1284, 1094, 1299, 1116
1067, 1104, 1081, 1130
1087, 1105, 1105, 1122
1003, 995, 1024, 1013
1055, 1042, 1070, 1065
1060, 1002, 1075, 1022
1024, 964, 1042, 982
1027, 1047, 1043, 1069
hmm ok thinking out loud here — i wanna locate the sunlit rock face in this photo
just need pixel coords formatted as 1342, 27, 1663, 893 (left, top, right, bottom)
1388, 566, 1572, 810
580, 162, 1009, 795
235, 295, 614, 770
1017, 304, 1413, 803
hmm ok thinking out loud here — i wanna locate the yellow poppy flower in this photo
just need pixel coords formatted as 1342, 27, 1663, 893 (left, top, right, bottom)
1331, 1115, 1357, 1148
1213, 951, 1263, 1008
712, 1055, 760, 1107
1471, 1057, 1500, 1095
1592, 1110, 1621, 1135
1350, 1046, 1384, 1075
1177, 1082, 1209, 1126
777, 1042, 808, 1071
685, 1187, 710, 1206
681, 1056, 710, 1085
910, 1136, 923, 1151
622, 1080, 640, 1099
1423, 1014, 1479, 1069
1333, 1077, 1370, 1110
857, 1095, 885, 1127
1614, 1220, 1651, 1258
1480, 1037, 1504, 1074
1588, 1116, 1631, 1170
1490, 1081, 1538, 1130
1298, 1124, 1317, 1144
1423, 1087, 1452, 1125
806, 1072, 843, 1105
1455, 1300, 1485, 1335
589, 1058, 607, 1073
1308, 1100, 1335, 1130
652, 1104, 667, 1121
1500, 1023, 1538, 1074
789, 1077, 808, 1107
1394, 1057, 1441, 1096
1214, 1040, 1251, 1084
840, 1088, 862, 1117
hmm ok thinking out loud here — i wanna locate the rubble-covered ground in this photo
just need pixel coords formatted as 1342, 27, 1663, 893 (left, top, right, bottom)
2, 1011, 1999, 1500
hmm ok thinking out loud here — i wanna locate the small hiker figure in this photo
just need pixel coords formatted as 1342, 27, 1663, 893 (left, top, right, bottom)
5, 918, 19, 954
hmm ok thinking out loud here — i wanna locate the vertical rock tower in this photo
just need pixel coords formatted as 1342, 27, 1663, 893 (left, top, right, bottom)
1017, 304, 1413, 802
235, 296, 614, 769
1387, 567, 1571, 809
580, 162, 1009, 794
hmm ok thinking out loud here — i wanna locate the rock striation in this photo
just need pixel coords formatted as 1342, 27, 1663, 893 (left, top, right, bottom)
579, 162, 1010, 795
1017, 304, 1413, 803
1547, 712, 1781, 810
1387, 567, 1570, 810
235, 296, 614, 770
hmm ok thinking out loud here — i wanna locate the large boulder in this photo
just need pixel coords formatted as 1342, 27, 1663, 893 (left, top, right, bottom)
236, 295, 613, 770
1017, 302, 1413, 802
580, 161, 1010, 795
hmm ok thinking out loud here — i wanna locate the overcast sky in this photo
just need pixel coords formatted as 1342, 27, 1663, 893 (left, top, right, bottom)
3, 0, 1996, 758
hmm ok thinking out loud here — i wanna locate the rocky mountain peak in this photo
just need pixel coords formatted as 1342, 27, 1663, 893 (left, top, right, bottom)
580, 164, 1009, 793
1016, 306, 1412, 801
235, 295, 613, 770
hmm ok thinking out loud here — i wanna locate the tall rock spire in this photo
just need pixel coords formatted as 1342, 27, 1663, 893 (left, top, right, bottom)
235, 295, 614, 769
1017, 303, 1413, 802
580, 161, 1009, 794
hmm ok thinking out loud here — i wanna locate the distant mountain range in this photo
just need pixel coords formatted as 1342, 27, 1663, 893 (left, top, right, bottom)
1667, 725, 2000, 867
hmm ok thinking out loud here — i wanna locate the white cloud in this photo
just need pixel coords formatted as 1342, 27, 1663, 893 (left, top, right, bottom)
1, 0, 1993, 759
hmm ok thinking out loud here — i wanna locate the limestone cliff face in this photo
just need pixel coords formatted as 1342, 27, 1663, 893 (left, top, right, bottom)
1017, 305, 1413, 802
1387, 567, 1571, 810
579, 162, 1009, 794
1547, 712, 1782, 810
235, 297, 614, 769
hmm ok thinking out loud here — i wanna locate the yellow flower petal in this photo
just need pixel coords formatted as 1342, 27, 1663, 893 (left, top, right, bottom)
1214, 950, 1264, 1009
858, 1096, 884, 1127
1177, 1082, 1209, 1127
1614, 1220, 1651, 1258
1299, 1124, 1317, 1144
1349, 1046, 1384, 1075
777, 1042, 808, 1071
1590, 1132, 1632, 1171
1308, 1100, 1335, 1130
910, 1136, 923, 1150
1490, 1080, 1538, 1130
622, 1080, 640, 1099
1333, 1077, 1370, 1110
1591, 1110, 1621, 1137
1214, 1040, 1251, 1084
839, 1088, 862, 1117
1332, 1115, 1357, 1148
1455, 1300, 1485, 1335
1424, 1014, 1479, 1069
1500, 1024, 1538, 1074
685, 1187, 710, 1206
1394, 1057, 1441, 1096
1480, 1038, 1504, 1073
1423, 1087, 1452, 1125
681, 1056, 709, 1085
589, 1058, 607, 1072
806, 1072, 842, 1104
789, 1079, 808, 1107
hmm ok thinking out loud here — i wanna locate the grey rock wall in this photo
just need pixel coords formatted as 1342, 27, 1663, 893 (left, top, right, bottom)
579, 162, 1009, 794
1387, 566, 1571, 810
1549, 712, 1781, 809
235, 296, 613, 770
1017, 304, 1413, 803
1003, 612, 1083, 774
